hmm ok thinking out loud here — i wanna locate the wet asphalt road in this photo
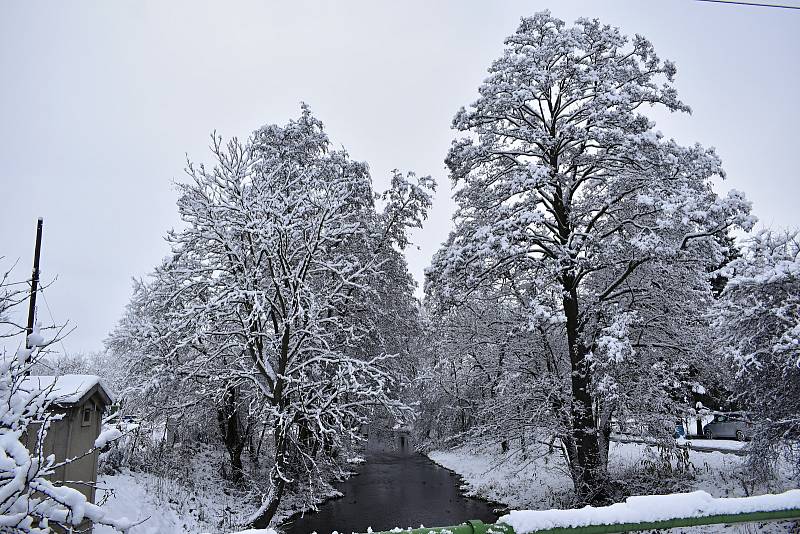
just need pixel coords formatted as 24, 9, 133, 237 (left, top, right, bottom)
280, 453, 500, 534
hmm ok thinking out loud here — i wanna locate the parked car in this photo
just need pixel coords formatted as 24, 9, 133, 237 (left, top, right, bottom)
703, 413, 753, 441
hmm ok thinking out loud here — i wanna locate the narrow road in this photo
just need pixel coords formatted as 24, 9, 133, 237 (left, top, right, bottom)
281, 453, 500, 534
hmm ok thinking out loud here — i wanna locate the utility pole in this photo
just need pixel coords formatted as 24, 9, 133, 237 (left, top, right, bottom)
25, 217, 43, 358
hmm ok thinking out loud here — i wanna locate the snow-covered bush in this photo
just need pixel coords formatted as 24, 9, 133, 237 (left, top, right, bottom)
0, 261, 129, 532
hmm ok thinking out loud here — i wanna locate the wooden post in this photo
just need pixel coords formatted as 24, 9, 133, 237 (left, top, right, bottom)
25, 217, 43, 359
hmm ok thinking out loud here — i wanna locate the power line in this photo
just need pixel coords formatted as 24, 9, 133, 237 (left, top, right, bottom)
39, 285, 71, 359
695, 0, 800, 9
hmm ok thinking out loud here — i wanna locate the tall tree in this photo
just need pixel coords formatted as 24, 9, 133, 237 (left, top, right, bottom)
109, 107, 434, 527
428, 12, 753, 502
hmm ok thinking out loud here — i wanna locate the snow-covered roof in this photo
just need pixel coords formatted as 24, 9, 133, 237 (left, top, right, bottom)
21, 374, 114, 406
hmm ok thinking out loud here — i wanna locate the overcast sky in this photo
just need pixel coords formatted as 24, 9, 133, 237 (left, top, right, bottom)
1, 0, 798, 354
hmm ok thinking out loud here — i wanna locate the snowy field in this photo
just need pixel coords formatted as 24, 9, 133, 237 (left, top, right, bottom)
429, 441, 798, 533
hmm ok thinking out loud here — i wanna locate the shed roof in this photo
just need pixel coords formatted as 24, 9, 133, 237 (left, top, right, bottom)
21, 374, 114, 407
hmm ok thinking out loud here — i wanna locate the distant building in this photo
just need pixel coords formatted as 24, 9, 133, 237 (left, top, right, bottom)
21, 375, 113, 515
365, 420, 413, 454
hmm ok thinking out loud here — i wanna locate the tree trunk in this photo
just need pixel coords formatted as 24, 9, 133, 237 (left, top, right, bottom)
250, 326, 292, 528
217, 387, 244, 482
560, 432, 581, 484
251, 436, 288, 529
598, 414, 612, 471
251, 474, 286, 529
562, 281, 608, 503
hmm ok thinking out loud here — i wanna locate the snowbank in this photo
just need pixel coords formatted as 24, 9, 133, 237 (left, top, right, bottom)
499, 490, 800, 533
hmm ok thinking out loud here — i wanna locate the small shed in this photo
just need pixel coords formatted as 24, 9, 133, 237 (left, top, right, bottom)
21, 374, 114, 505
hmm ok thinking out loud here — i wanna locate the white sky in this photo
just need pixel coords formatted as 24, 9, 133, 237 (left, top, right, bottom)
1, 0, 798, 354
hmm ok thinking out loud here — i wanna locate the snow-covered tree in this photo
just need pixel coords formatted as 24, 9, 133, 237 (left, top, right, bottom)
713, 229, 800, 475
109, 106, 433, 528
106, 256, 221, 459
31, 351, 126, 398
0, 261, 128, 533
427, 12, 753, 502
418, 282, 545, 449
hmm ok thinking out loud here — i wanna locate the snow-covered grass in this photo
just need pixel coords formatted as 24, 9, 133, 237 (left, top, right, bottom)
429, 439, 798, 532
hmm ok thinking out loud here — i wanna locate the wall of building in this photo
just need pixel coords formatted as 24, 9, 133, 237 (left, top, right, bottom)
22, 397, 103, 503
63, 398, 102, 503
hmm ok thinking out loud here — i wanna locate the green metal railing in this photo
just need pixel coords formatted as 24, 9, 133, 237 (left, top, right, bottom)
360, 507, 800, 534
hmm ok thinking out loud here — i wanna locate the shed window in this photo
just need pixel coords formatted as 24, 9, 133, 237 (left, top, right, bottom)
81, 405, 93, 426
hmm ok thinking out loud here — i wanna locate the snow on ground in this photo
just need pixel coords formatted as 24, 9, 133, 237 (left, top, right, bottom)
429, 440, 798, 533
93, 469, 322, 533
615, 435, 747, 455
429, 442, 570, 510
94, 472, 208, 534
500, 490, 800, 534
93, 466, 346, 534
681, 439, 747, 452
92, 435, 353, 534
92, 442, 266, 534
